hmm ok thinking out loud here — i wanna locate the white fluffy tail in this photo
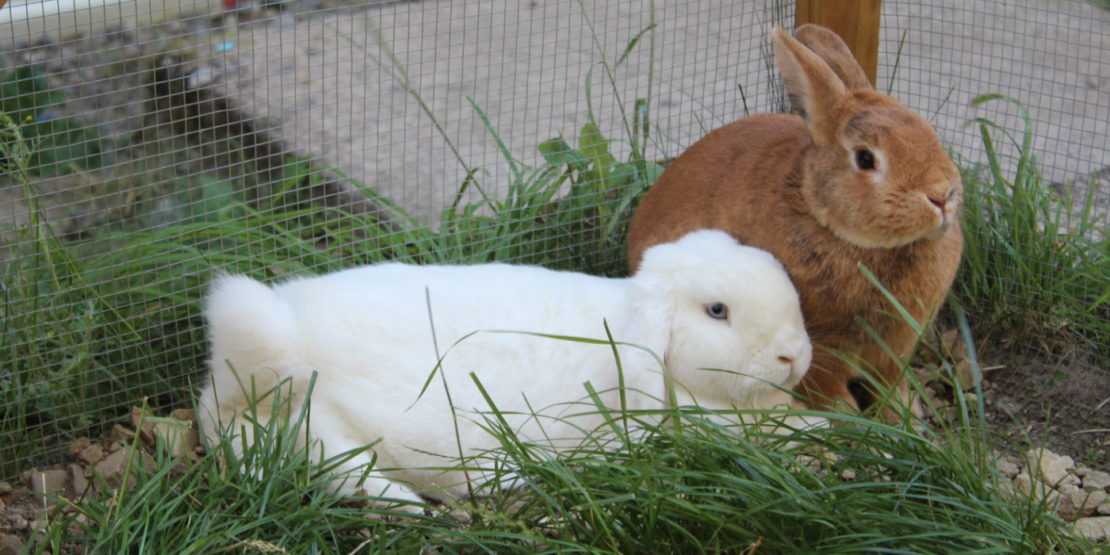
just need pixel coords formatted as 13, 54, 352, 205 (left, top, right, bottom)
205, 274, 300, 395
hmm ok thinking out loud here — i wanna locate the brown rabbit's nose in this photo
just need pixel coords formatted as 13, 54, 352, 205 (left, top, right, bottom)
928, 187, 958, 212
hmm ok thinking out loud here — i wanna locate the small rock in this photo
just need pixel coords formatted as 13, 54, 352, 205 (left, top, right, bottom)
1076, 467, 1091, 478
840, 469, 857, 481
1084, 470, 1110, 492
111, 424, 136, 441
1060, 489, 1108, 520
1014, 472, 1034, 495
997, 458, 1021, 478
3, 515, 28, 531
78, 443, 106, 466
68, 463, 89, 497
0, 482, 11, 494
1014, 472, 1060, 510
152, 417, 199, 459
132, 405, 156, 446
93, 446, 154, 489
1075, 516, 1110, 542
0, 533, 24, 555
69, 437, 92, 456
171, 408, 196, 423
30, 469, 68, 507
1098, 502, 1110, 516
93, 448, 131, 489
954, 360, 975, 390
1026, 448, 1074, 485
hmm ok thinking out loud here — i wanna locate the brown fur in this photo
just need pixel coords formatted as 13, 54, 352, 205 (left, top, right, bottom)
626, 26, 964, 417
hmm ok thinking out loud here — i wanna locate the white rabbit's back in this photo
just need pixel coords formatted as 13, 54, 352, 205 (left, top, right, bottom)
258, 263, 644, 491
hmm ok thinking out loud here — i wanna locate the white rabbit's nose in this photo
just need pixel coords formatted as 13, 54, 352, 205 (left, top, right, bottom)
775, 336, 812, 381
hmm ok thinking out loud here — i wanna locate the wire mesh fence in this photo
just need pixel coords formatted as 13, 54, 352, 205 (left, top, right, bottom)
1, 0, 1107, 478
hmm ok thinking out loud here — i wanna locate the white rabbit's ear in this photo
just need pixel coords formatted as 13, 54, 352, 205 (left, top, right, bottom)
772, 26, 847, 146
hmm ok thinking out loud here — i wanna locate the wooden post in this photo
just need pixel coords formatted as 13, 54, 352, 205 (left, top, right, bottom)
795, 1, 883, 87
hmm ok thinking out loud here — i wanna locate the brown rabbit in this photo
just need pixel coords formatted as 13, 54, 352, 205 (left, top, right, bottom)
626, 25, 963, 418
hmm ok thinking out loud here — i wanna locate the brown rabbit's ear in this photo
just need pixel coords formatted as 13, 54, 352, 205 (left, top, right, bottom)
793, 24, 874, 92
772, 26, 847, 146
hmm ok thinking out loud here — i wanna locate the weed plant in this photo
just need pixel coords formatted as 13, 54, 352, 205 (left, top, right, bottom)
26, 331, 1094, 552
956, 95, 1109, 357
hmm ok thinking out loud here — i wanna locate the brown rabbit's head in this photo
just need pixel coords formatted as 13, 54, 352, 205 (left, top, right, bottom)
774, 25, 962, 249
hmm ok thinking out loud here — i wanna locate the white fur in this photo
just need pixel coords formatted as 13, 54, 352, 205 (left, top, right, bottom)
196, 230, 814, 507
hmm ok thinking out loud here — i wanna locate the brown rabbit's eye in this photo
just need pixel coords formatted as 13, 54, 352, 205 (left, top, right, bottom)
855, 149, 876, 171
706, 302, 729, 320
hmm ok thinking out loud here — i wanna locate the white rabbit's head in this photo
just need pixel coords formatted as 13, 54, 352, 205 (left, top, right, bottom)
627, 230, 811, 408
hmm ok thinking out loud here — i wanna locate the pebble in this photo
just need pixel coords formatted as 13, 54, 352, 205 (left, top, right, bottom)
92, 448, 132, 489
1075, 516, 1110, 542
997, 456, 1021, 478
78, 443, 106, 466
1060, 488, 1107, 520
1084, 470, 1110, 492
68, 463, 89, 497
1026, 448, 1075, 485
0, 532, 23, 555
30, 469, 68, 508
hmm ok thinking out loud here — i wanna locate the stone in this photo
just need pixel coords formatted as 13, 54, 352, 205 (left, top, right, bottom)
1025, 448, 1075, 485
67, 463, 89, 497
152, 417, 199, 459
0, 482, 10, 494
92, 446, 154, 490
132, 406, 156, 446
1076, 467, 1091, 477
1014, 472, 1060, 511
0, 533, 24, 555
93, 448, 132, 489
1060, 488, 1108, 520
29, 469, 68, 507
1098, 502, 1110, 516
171, 408, 196, 423
68, 437, 91, 456
954, 360, 975, 391
1074, 517, 1110, 542
78, 443, 106, 466
996, 458, 1021, 478
111, 424, 136, 441
1083, 470, 1110, 492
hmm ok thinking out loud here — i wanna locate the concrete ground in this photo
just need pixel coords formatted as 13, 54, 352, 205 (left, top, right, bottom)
191, 0, 1108, 221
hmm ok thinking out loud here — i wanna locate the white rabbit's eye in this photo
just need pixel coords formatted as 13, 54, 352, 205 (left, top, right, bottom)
705, 302, 729, 320
855, 149, 876, 171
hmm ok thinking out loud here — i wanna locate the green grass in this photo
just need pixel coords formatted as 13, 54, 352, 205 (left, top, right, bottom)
26, 348, 1096, 553
955, 94, 1109, 357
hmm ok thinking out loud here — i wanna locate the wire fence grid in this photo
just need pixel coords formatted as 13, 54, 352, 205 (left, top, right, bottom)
1, 0, 1107, 477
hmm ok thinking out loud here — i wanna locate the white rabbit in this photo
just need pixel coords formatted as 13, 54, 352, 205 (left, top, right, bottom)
196, 230, 815, 508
